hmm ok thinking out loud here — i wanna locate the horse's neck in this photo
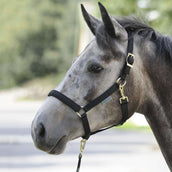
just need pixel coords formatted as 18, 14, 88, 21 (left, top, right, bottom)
139, 51, 172, 170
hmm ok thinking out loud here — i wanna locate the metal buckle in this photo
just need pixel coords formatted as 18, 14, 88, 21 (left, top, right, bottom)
76, 106, 84, 118
126, 53, 134, 68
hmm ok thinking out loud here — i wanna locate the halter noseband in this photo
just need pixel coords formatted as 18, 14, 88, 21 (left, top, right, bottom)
48, 32, 134, 171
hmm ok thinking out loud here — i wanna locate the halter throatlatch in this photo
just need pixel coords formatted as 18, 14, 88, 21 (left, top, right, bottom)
48, 32, 134, 172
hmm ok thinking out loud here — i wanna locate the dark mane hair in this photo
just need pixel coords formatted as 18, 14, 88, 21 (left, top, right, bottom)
117, 17, 172, 63
96, 16, 172, 63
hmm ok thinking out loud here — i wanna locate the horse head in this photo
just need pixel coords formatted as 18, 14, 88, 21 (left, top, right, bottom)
31, 3, 142, 155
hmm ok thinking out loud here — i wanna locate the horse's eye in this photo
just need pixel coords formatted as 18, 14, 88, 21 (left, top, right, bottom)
87, 63, 104, 73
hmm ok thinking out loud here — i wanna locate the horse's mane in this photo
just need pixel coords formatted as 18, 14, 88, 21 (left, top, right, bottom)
117, 16, 172, 63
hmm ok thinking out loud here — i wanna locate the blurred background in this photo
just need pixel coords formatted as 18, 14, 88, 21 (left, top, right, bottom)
0, 0, 171, 171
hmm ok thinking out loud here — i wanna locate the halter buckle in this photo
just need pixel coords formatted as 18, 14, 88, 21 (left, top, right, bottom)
126, 53, 134, 68
76, 106, 85, 118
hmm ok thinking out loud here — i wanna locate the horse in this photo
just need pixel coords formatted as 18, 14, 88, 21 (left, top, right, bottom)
31, 2, 172, 171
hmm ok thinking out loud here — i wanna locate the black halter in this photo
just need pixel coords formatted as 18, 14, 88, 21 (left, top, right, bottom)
48, 32, 134, 171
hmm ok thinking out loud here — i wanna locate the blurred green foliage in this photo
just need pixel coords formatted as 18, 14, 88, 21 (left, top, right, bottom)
0, 0, 79, 88
0, 0, 172, 89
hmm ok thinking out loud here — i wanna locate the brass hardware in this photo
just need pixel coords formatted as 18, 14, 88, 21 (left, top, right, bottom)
76, 106, 84, 118
80, 139, 87, 154
76, 112, 81, 118
126, 53, 134, 68
116, 77, 126, 86
119, 97, 129, 104
116, 77, 121, 84
119, 83, 128, 104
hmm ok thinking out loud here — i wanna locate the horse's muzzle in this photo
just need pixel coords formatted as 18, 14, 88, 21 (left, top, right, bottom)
31, 119, 51, 152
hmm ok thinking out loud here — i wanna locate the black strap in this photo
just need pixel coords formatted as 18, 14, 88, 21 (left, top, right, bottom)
127, 31, 134, 53
83, 83, 119, 112
48, 90, 81, 112
120, 99, 129, 125
120, 32, 134, 81
48, 90, 91, 140
81, 113, 91, 139
48, 82, 119, 140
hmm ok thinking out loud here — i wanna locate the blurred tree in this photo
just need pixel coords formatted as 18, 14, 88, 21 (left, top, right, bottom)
147, 0, 172, 35
0, 0, 171, 89
0, 0, 79, 88
96, 0, 138, 16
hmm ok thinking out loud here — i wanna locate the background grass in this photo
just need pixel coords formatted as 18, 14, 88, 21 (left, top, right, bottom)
116, 121, 150, 131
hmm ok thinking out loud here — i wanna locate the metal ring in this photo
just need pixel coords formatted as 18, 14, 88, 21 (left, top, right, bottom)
76, 106, 84, 118
76, 112, 81, 118
116, 77, 126, 86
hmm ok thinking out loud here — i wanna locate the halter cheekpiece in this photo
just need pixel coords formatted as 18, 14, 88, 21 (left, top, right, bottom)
48, 31, 134, 172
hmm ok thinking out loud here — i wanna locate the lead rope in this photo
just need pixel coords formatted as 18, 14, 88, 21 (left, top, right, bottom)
76, 139, 87, 172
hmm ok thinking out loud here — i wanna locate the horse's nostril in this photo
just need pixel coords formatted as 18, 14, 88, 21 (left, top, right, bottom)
38, 123, 46, 138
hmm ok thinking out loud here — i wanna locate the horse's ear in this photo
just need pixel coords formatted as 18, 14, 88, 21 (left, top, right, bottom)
98, 2, 116, 38
81, 4, 100, 35
98, 2, 126, 39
